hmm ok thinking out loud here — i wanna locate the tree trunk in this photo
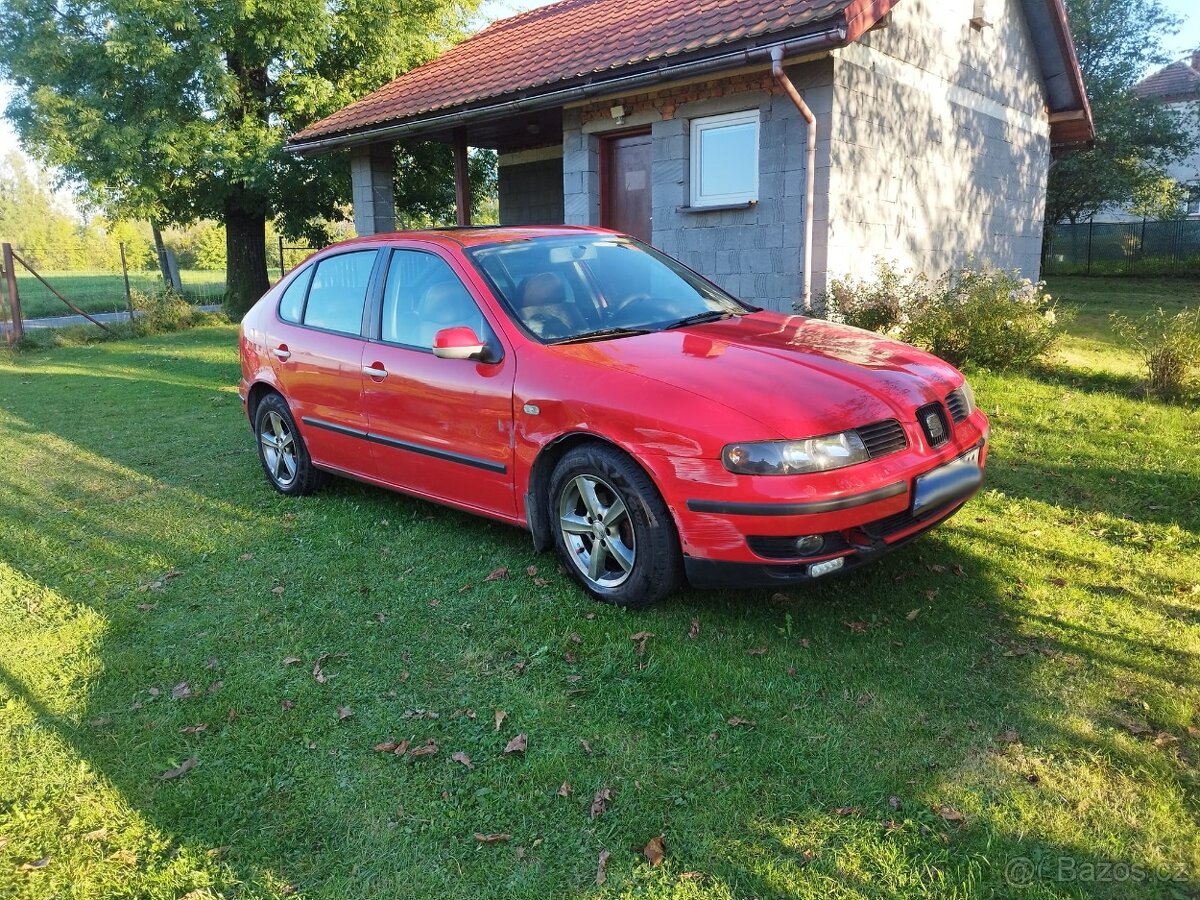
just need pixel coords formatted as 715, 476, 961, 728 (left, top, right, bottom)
150, 219, 170, 285
224, 196, 269, 317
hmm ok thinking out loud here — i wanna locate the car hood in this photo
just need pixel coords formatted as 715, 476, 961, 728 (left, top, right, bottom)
554, 312, 962, 439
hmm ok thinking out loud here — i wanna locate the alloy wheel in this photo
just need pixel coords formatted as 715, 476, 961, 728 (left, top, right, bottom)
558, 474, 636, 588
259, 410, 298, 488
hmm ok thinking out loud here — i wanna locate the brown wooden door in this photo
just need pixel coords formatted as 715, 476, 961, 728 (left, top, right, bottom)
602, 131, 652, 243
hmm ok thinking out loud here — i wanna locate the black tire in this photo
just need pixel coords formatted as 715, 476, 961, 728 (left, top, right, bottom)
548, 443, 680, 608
253, 392, 325, 496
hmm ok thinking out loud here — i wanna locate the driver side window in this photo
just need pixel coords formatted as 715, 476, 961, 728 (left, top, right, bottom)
381, 251, 488, 350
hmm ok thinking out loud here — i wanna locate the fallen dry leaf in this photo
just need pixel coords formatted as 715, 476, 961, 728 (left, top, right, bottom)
281, 656, 302, 666
906, 608, 921, 621
579, 738, 593, 754
171, 682, 193, 700
845, 621, 868, 634
160, 757, 198, 780
18, 857, 50, 872
527, 565, 538, 577
337, 706, 353, 721
630, 631, 654, 656
107, 849, 137, 866
533, 577, 549, 587
392, 739, 411, 756
227, 708, 238, 722
936, 805, 966, 823
643, 835, 665, 867
925, 590, 938, 602
271, 585, 285, 595
180, 724, 208, 736
485, 566, 509, 582
205, 657, 219, 671
374, 740, 399, 752
1153, 732, 1179, 747
995, 727, 1021, 745
504, 733, 527, 755
727, 716, 756, 727
373, 612, 386, 623
834, 806, 860, 816
83, 828, 108, 842
206, 680, 223, 695
136, 603, 155, 612
494, 709, 507, 732
590, 787, 614, 818
888, 795, 903, 810
748, 646, 768, 656
452, 751, 474, 769
568, 632, 582, 644
1187, 725, 1200, 739
786, 666, 797, 677
281, 699, 295, 711
312, 662, 328, 684
688, 618, 700, 640
596, 849, 610, 885
408, 739, 438, 759
952, 564, 966, 577
89, 717, 112, 727
558, 781, 572, 797
473, 832, 510, 844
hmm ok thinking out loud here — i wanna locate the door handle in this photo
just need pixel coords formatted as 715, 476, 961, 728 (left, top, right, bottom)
362, 364, 388, 379
271, 346, 291, 361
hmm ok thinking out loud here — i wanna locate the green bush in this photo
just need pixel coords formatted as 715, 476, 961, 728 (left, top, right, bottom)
12, 290, 225, 351
1111, 306, 1200, 399
827, 258, 1066, 370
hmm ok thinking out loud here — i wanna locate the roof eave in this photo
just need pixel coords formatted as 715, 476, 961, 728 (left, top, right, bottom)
286, 22, 853, 156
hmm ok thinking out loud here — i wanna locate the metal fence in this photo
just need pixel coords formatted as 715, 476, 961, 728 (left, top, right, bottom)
1043, 219, 1200, 276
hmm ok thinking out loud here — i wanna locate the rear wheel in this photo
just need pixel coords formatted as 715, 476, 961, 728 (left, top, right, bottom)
549, 444, 680, 608
254, 392, 325, 496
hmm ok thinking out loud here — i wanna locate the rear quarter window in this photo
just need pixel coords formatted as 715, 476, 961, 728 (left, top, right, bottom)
302, 250, 378, 335
277, 266, 313, 324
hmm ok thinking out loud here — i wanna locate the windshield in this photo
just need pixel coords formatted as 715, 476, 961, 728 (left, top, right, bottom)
465, 235, 754, 343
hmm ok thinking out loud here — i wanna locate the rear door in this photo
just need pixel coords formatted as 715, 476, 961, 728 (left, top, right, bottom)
361, 246, 517, 518
268, 249, 382, 479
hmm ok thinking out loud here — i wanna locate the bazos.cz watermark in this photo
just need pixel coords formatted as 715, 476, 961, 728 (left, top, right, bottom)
1005, 856, 1190, 887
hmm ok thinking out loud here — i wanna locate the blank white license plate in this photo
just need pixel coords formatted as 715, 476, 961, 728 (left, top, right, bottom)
911, 446, 982, 515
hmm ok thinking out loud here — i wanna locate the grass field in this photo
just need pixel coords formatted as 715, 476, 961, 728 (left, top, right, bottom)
7, 270, 226, 320
0, 280, 1197, 898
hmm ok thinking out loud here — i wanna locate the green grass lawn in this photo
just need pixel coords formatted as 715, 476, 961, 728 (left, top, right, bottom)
9, 270, 226, 319
1, 282, 1198, 898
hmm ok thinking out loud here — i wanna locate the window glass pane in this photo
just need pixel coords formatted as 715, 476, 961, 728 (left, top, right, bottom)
302, 250, 377, 334
382, 251, 486, 349
699, 121, 757, 198
278, 266, 311, 323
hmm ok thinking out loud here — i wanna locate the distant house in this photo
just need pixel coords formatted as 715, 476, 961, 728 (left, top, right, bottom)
289, 0, 1092, 312
1093, 50, 1200, 223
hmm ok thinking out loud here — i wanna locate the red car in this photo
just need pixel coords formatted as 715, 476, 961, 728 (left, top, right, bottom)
239, 227, 988, 607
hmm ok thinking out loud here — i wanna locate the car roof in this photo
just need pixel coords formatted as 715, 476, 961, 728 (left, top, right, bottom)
324, 225, 615, 251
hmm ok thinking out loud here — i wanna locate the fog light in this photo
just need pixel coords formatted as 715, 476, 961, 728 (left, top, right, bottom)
809, 556, 845, 578
795, 534, 825, 555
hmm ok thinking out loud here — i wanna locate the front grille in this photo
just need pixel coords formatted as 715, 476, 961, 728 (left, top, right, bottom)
945, 388, 970, 423
747, 533, 852, 560
916, 403, 950, 448
861, 500, 958, 540
855, 419, 908, 459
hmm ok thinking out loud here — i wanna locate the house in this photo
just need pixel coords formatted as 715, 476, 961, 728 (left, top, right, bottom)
1093, 50, 1200, 223
288, 0, 1092, 312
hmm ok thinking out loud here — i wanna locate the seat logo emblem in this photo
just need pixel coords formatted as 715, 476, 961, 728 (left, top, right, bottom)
924, 410, 946, 444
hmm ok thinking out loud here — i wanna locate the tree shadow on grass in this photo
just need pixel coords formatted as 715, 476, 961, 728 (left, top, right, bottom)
1, 352, 1196, 896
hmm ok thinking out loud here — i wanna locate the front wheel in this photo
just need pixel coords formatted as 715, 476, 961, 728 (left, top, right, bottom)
548, 444, 680, 608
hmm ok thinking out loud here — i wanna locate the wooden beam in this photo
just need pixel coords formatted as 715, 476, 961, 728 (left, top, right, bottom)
2, 243, 23, 345
453, 127, 471, 226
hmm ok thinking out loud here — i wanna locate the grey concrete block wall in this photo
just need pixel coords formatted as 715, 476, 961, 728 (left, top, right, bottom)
824, 0, 1052, 284
350, 142, 396, 236
498, 157, 565, 225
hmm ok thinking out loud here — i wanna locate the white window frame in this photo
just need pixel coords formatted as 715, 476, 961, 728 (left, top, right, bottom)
689, 110, 760, 208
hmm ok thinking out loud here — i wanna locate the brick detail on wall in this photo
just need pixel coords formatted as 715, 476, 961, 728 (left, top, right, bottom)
576, 70, 783, 125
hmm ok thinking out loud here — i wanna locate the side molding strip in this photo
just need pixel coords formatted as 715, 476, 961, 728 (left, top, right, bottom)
301, 416, 507, 474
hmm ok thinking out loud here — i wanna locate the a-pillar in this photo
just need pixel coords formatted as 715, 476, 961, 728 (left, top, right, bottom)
350, 142, 396, 235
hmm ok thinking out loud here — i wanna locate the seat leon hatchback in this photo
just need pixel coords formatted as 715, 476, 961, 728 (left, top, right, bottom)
239, 226, 988, 607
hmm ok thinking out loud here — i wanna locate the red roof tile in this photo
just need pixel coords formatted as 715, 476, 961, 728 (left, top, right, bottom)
1135, 57, 1200, 103
291, 0, 865, 145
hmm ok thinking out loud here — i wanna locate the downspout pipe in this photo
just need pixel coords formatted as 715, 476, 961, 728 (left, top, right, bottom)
769, 46, 818, 314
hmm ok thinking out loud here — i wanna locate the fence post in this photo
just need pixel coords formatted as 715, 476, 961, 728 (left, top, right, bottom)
1086, 219, 1094, 276
119, 241, 134, 321
278, 235, 286, 279
2, 243, 22, 345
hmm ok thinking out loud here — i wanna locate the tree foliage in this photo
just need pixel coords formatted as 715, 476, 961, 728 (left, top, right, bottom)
0, 0, 484, 313
1046, 0, 1197, 226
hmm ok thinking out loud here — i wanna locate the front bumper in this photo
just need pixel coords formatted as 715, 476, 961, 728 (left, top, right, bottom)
683, 494, 971, 587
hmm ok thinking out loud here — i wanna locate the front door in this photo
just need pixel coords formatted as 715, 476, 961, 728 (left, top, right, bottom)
361, 247, 516, 519
602, 131, 652, 243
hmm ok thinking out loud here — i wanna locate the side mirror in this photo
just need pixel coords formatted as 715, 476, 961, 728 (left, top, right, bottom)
432, 326, 488, 361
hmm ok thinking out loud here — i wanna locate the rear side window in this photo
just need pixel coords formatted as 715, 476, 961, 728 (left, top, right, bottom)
277, 266, 312, 324
302, 251, 378, 335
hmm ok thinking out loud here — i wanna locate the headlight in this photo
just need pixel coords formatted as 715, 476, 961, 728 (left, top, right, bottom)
722, 431, 871, 475
959, 379, 977, 415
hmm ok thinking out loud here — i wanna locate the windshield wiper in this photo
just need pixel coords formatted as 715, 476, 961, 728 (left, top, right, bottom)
550, 327, 655, 345
662, 309, 734, 330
